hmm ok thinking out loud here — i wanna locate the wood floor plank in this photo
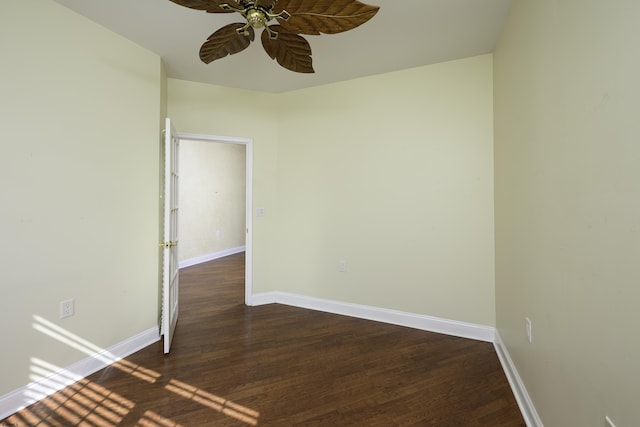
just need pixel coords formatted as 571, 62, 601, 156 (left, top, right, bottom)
2, 252, 525, 426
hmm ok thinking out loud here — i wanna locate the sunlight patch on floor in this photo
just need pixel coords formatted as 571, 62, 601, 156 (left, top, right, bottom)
112, 358, 161, 384
136, 410, 185, 427
166, 379, 260, 426
14, 373, 135, 426
10, 315, 259, 426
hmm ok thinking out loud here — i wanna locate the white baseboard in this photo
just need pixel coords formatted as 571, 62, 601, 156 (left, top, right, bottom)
494, 331, 544, 427
179, 246, 245, 269
0, 327, 160, 421
250, 291, 495, 342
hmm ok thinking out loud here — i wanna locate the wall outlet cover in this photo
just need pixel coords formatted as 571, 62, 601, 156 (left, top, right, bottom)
338, 260, 347, 272
60, 299, 75, 319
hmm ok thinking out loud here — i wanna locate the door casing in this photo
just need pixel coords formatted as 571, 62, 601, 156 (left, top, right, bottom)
176, 132, 254, 305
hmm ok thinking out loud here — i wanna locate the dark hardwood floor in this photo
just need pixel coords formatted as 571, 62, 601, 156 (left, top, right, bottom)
3, 253, 525, 426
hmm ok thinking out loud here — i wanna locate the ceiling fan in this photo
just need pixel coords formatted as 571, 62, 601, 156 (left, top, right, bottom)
168, 0, 380, 73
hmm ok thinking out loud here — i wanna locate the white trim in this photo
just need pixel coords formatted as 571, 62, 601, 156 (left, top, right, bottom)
248, 291, 279, 307
250, 291, 495, 342
0, 327, 160, 421
494, 331, 544, 427
175, 132, 253, 307
178, 133, 249, 145
244, 141, 253, 306
179, 246, 246, 269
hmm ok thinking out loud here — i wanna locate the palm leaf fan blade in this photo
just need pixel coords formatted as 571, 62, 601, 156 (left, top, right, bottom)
261, 26, 313, 73
168, 0, 239, 13
273, 0, 380, 35
254, 0, 278, 9
200, 23, 255, 64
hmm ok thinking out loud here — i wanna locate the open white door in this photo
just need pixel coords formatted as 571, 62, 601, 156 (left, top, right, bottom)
161, 118, 180, 354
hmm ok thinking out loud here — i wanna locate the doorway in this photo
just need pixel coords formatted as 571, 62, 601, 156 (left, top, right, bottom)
176, 132, 253, 305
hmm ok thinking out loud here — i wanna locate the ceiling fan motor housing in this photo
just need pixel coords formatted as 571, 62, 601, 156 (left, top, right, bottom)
246, 8, 268, 29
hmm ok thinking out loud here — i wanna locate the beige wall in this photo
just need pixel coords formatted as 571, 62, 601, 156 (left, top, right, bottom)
167, 79, 281, 294
494, 1, 640, 426
169, 55, 496, 326
275, 55, 496, 325
178, 140, 246, 262
0, 0, 162, 396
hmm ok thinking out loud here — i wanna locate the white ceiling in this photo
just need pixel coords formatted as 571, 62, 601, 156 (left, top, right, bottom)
52, 0, 512, 93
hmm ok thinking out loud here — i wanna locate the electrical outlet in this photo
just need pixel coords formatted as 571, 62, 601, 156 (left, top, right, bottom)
525, 317, 532, 343
605, 415, 616, 427
338, 260, 347, 272
215, 229, 222, 240
255, 207, 265, 217
60, 299, 74, 319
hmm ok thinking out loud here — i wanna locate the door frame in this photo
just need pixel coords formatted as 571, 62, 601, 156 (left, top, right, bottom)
176, 132, 254, 305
